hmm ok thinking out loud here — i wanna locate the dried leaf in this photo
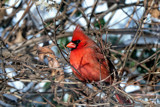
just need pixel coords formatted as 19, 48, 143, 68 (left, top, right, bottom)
38, 46, 55, 62
37, 47, 64, 82
144, 0, 160, 19
14, 30, 26, 44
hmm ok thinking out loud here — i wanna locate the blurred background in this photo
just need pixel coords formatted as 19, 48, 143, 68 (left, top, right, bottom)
0, 0, 160, 106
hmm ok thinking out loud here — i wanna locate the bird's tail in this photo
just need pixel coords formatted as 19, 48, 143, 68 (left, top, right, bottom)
115, 93, 132, 106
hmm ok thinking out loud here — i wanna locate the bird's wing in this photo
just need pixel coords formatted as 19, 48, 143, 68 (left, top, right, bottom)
91, 45, 119, 82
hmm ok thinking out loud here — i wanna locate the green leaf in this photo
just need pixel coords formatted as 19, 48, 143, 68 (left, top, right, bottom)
137, 65, 147, 73
94, 18, 105, 28
43, 82, 51, 91
58, 37, 70, 49
75, 10, 81, 17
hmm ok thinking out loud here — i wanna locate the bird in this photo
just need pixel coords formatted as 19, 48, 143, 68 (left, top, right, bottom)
66, 25, 132, 105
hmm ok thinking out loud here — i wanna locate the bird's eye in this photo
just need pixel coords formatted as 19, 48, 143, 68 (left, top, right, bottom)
73, 40, 81, 44
76, 40, 81, 44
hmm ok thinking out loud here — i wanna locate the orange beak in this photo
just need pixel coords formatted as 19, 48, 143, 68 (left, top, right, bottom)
66, 42, 76, 48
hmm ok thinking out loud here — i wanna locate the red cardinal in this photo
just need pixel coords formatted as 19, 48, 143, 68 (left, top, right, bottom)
67, 25, 132, 105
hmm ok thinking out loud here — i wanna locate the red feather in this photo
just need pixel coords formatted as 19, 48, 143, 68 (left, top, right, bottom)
67, 25, 132, 105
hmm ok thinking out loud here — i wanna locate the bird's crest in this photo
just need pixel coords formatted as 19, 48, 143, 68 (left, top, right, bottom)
72, 25, 89, 41
73, 25, 83, 36
74, 25, 81, 32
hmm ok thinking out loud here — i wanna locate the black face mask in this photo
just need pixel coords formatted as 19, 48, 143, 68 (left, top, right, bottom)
71, 40, 81, 50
